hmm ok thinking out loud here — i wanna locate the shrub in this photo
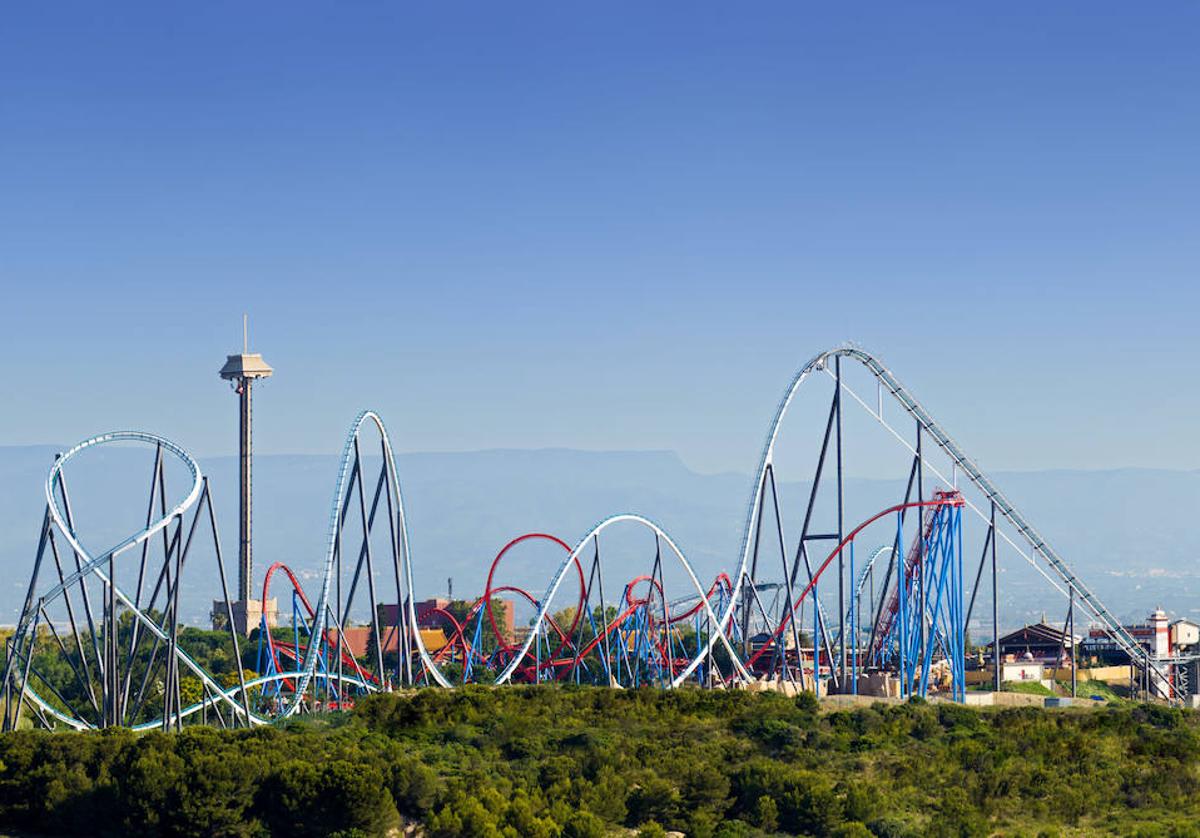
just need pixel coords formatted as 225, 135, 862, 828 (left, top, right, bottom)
0, 687, 1194, 837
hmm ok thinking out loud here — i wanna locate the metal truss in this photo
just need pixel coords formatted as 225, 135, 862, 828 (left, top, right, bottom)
5, 344, 1174, 725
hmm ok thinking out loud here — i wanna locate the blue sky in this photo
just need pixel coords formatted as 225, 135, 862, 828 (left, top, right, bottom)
1, 3, 1197, 475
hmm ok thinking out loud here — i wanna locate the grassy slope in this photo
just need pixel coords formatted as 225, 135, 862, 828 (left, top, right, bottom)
999, 679, 1056, 696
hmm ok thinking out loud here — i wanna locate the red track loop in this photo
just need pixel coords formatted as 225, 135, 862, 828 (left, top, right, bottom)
482, 533, 585, 677
261, 561, 376, 691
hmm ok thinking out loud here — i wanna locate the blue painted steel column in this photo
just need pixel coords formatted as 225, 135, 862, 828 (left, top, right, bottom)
897, 514, 907, 699
956, 507, 965, 702
850, 541, 857, 695
813, 581, 820, 699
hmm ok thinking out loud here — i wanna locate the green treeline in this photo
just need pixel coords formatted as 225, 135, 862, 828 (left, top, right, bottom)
0, 688, 1197, 837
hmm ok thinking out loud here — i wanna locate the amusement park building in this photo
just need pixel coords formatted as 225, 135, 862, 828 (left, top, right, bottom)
211, 596, 279, 636
988, 611, 1200, 667
376, 598, 517, 642
332, 625, 449, 658
1081, 610, 1199, 663
1078, 610, 1200, 699
987, 622, 1080, 664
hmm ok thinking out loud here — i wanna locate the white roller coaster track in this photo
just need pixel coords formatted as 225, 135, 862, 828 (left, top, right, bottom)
12, 431, 263, 730
672, 343, 1166, 690
494, 513, 752, 686
13, 346, 1167, 721
287, 410, 452, 717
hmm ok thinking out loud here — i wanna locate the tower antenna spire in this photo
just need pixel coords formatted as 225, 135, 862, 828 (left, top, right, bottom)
243, 313, 248, 353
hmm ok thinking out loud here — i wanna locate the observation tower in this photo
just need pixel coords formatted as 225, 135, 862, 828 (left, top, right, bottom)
214, 316, 278, 635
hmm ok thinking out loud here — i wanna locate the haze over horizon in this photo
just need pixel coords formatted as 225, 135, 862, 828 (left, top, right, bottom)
2, 441, 1198, 633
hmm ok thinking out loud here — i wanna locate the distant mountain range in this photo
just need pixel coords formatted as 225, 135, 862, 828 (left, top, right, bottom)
1, 445, 1197, 632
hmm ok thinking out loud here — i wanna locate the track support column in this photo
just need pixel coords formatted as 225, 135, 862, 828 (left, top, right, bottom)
990, 502, 999, 693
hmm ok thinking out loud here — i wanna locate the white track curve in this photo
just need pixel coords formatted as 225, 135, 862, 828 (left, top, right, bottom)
670, 343, 1159, 687
11, 431, 263, 730
494, 513, 752, 686
283, 410, 450, 720
15, 345, 1159, 721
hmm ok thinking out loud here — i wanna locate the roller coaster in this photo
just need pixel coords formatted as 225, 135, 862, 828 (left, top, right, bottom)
0, 344, 1179, 730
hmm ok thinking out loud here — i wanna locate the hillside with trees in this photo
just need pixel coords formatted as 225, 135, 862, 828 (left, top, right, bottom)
0, 688, 1197, 837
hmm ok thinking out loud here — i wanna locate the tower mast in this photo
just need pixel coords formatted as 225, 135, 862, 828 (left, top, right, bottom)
218, 318, 274, 624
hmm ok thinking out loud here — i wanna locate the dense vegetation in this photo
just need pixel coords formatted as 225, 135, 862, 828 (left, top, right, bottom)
0, 687, 1197, 837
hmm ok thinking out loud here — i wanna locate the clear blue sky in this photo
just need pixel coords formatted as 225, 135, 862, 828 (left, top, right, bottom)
1, 3, 1197, 475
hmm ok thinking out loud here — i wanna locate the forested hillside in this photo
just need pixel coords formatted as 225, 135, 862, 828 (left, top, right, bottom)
0, 688, 1197, 837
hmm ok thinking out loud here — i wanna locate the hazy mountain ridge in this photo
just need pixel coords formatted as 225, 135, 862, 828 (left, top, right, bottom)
0, 445, 1195, 628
